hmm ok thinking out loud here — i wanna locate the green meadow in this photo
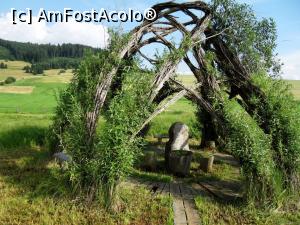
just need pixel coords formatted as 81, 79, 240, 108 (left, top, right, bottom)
0, 61, 299, 135
0, 61, 199, 137
0, 61, 173, 224
0, 61, 299, 224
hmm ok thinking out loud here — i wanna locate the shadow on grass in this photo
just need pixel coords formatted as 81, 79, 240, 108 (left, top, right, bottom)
0, 125, 47, 149
136, 144, 245, 205
0, 126, 71, 200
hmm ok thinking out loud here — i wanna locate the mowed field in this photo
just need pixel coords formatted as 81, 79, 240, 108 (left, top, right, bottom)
0, 61, 199, 137
0, 61, 73, 114
287, 80, 300, 100
0, 60, 299, 136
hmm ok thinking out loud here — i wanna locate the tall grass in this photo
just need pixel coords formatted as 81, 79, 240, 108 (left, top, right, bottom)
0, 113, 172, 224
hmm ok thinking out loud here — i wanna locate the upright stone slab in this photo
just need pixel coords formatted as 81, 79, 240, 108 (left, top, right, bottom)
165, 122, 190, 169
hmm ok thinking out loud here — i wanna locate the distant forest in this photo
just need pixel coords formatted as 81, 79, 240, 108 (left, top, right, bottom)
0, 39, 99, 74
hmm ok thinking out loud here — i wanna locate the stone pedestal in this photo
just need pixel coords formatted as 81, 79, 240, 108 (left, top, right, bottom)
169, 150, 193, 176
199, 155, 214, 173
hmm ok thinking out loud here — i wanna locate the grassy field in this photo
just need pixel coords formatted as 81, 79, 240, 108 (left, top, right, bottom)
0, 60, 31, 81
0, 61, 299, 224
0, 113, 172, 224
0, 62, 299, 134
0, 61, 199, 137
195, 194, 300, 225
287, 80, 300, 100
0, 78, 65, 114
0, 86, 34, 94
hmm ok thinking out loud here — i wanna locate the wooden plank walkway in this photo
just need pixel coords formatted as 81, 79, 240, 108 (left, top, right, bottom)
126, 178, 206, 225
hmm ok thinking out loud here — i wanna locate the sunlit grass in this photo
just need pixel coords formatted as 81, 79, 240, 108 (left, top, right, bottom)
0, 86, 34, 94
286, 80, 300, 100
0, 113, 172, 225
0, 60, 32, 81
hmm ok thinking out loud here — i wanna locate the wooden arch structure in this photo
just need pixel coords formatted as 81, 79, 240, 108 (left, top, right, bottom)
49, 1, 300, 201
84, 1, 269, 146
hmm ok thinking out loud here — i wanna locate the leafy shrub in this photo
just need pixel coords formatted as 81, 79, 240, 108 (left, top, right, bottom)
0, 62, 7, 69
251, 73, 300, 191
98, 66, 154, 206
48, 43, 123, 206
221, 97, 281, 204
31, 64, 44, 75
4, 76, 16, 84
23, 65, 31, 73
58, 69, 66, 75
49, 30, 155, 209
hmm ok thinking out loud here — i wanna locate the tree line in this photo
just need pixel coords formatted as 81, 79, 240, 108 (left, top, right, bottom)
23, 57, 81, 74
0, 39, 97, 62
0, 39, 100, 74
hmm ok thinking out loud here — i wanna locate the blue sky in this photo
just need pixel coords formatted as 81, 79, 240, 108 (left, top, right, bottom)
0, 0, 299, 79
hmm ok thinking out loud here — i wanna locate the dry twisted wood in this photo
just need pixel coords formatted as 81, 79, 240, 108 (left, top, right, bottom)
86, 1, 213, 143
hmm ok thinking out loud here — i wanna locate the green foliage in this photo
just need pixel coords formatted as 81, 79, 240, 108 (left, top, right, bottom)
0, 38, 96, 63
47, 50, 108, 153
48, 31, 151, 208
96, 65, 155, 207
0, 62, 8, 69
0, 39, 103, 75
23, 65, 31, 73
221, 97, 281, 204
210, 0, 281, 75
31, 57, 82, 74
31, 64, 44, 75
49, 29, 199, 208
4, 76, 16, 84
0, 46, 13, 60
58, 69, 66, 75
21, 57, 82, 75
251, 73, 300, 191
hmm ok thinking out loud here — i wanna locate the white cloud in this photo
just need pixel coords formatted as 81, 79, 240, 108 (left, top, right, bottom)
281, 51, 300, 80
0, 12, 109, 48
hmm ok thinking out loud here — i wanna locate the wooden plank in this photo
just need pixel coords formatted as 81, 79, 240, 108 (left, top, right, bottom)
162, 182, 170, 196
156, 182, 166, 195
173, 198, 188, 225
179, 183, 200, 225
171, 183, 187, 225
170, 182, 181, 198
183, 199, 200, 225
179, 183, 194, 200
198, 181, 223, 199
191, 182, 212, 197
